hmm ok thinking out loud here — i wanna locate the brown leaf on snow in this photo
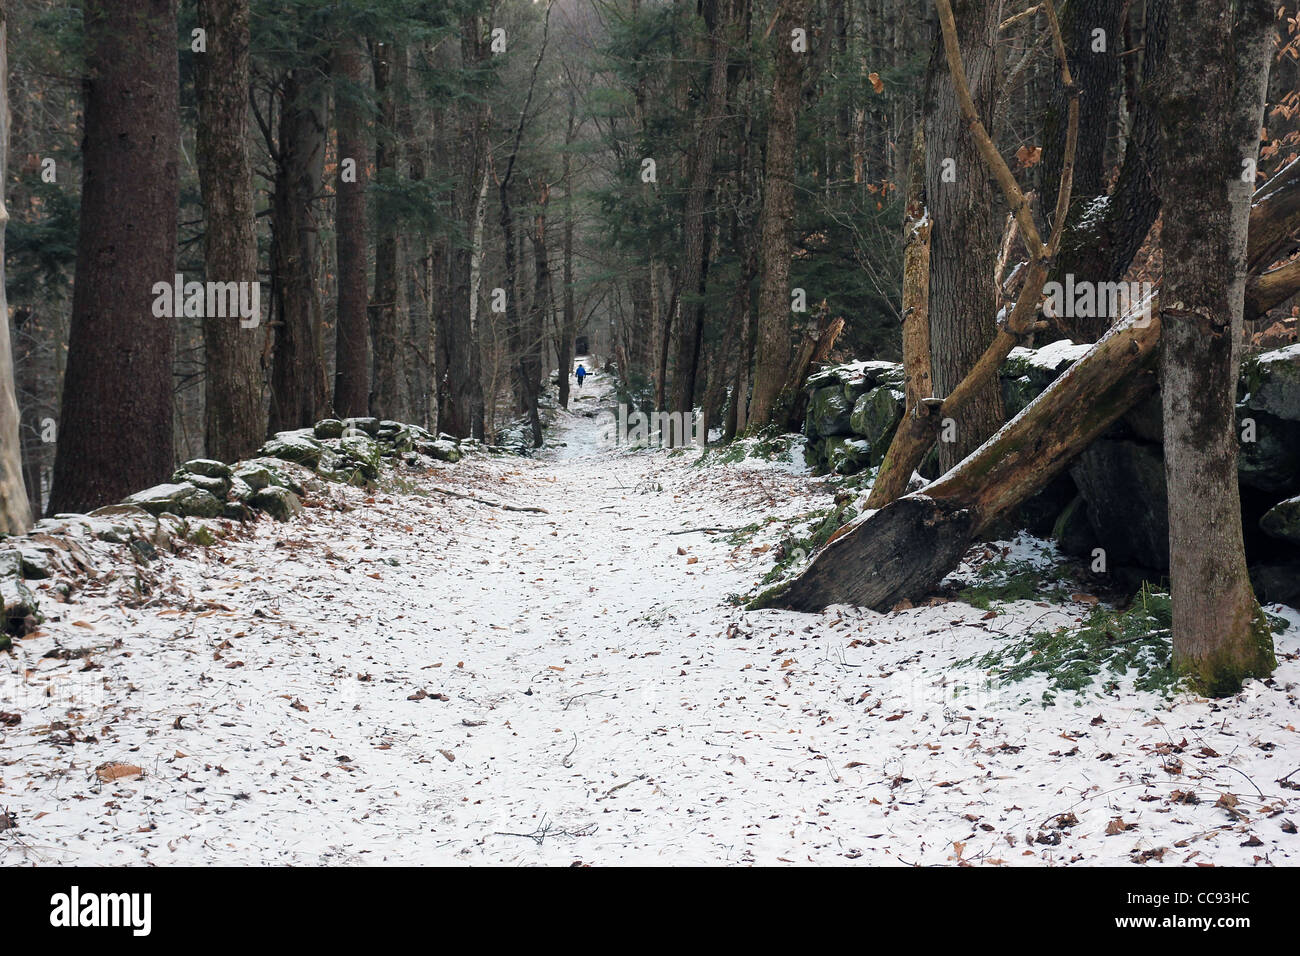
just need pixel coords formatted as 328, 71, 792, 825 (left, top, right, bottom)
1105, 817, 1135, 835
95, 762, 144, 783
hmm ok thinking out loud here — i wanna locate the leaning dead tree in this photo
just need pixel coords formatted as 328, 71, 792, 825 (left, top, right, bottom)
755, 3, 1300, 614
866, 0, 1078, 508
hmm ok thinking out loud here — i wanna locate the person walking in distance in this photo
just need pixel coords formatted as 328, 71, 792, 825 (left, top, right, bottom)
575, 363, 587, 390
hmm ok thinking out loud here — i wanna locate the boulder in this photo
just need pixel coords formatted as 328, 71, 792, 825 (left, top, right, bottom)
1, 574, 40, 636
1052, 494, 1099, 559
806, 386, 854, 438
849, 387, 904, 463
179, 458, 233, 480
422, 439, 461, 463
247, 485, 302, 522
123, 482, 223, 519
313, 419, 345, 440
1250, 562, 1300, 609
1260, 495, 1300, 546
1069, 438, 1169, 571
342, 417, 381, 437
823, 437, 872, 475
258, 430, 325, 468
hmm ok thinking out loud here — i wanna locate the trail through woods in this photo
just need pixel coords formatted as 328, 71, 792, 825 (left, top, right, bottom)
2, 368, 1299, 866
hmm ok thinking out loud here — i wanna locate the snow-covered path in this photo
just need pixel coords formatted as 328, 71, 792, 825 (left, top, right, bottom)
3, 368, 1299, 866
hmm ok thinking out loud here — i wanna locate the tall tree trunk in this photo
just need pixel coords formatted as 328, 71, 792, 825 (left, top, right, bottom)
670, 0, 740, 415
747, 0, 812, 430
196, 0, 263, 462
922, 0, 1004, 471
49, 0, 179, 513
437, 15, 488, 441
369, 41, 404, 422
523, 186, 551, 447
1049, 0, 1168, 341
366, 41, 400, 421
332, 39, 370, 419
0, 5, 30, 533
268, 67, 329, 433
557, 90, 578, 410
1156, 0, 1275, 694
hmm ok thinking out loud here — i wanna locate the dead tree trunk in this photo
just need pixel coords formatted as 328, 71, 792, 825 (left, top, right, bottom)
758, 136, 1300, 614
753, 308, 1162, 611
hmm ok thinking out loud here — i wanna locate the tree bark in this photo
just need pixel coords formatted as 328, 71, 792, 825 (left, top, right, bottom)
369, 41, 404, 422
0, 6, 31, 533
747, 0, 812, 429
670, 0, 742, 415
923, 0, 1004, 471
1156, 0, 1275, 694
49, 0, 179, 513
332, 38, 370, 419
268, 67, 329, 433
196, 0, 263, 462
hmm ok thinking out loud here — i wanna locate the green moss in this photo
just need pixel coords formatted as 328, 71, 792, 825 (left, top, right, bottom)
1175, 601, 1279, 697
956, 557, 1071, 612
960, 585, 1184, 704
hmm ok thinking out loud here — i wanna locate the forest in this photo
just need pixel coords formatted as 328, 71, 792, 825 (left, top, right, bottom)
0, 0, 1299, 873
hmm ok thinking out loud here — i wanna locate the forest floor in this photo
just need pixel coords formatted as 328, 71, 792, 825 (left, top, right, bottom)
2, 368, 1299, 866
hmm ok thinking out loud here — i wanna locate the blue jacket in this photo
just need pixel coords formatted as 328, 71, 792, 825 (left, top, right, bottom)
575, 365, 586, 378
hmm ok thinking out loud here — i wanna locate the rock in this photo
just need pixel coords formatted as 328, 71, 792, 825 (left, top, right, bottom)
258, 430, 325, 467
0, 550, 21, 579
849, 387, 904, 463
1, 574, 40, 635
1236, 408, 1300, 495
247, 485, 302, 522
236, 458, 306, 495
337, 434, 383, 480
823, 436, 871, 475
1250, 562, 1300, 608
1121, 393, 1164, 444
123, 482, 223, 519
1000, 375, 1037, 418
1260, 495, 1300, 546
1052, 494, 1099, 559
806, 386, 855, 438
1240, 343, 1300, 420
342, 417, 381, 437
174, 469, 231, 497
227, 477, 254, 502
231, 462, 274, 492
423, 439, 461, 463
1018, 472, 1077, 539
179, 458, 232, 480
313, 419, 345, 439
1070, 438, 1169, 571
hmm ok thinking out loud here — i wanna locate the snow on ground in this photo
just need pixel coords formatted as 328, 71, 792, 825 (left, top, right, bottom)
2, 368, 1299, 866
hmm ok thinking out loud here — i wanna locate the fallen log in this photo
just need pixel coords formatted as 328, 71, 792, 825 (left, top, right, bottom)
752, 306, 1161, 611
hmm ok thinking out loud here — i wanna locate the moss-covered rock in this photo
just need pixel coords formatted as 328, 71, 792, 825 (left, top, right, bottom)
849, 387, 904, 463
806, 386, 854, 438
123, 482, 223, 519
1259, 494, 1300, 545
258, 430, 325, 468
247, 485, 303, 522
313, 419, 345, 439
